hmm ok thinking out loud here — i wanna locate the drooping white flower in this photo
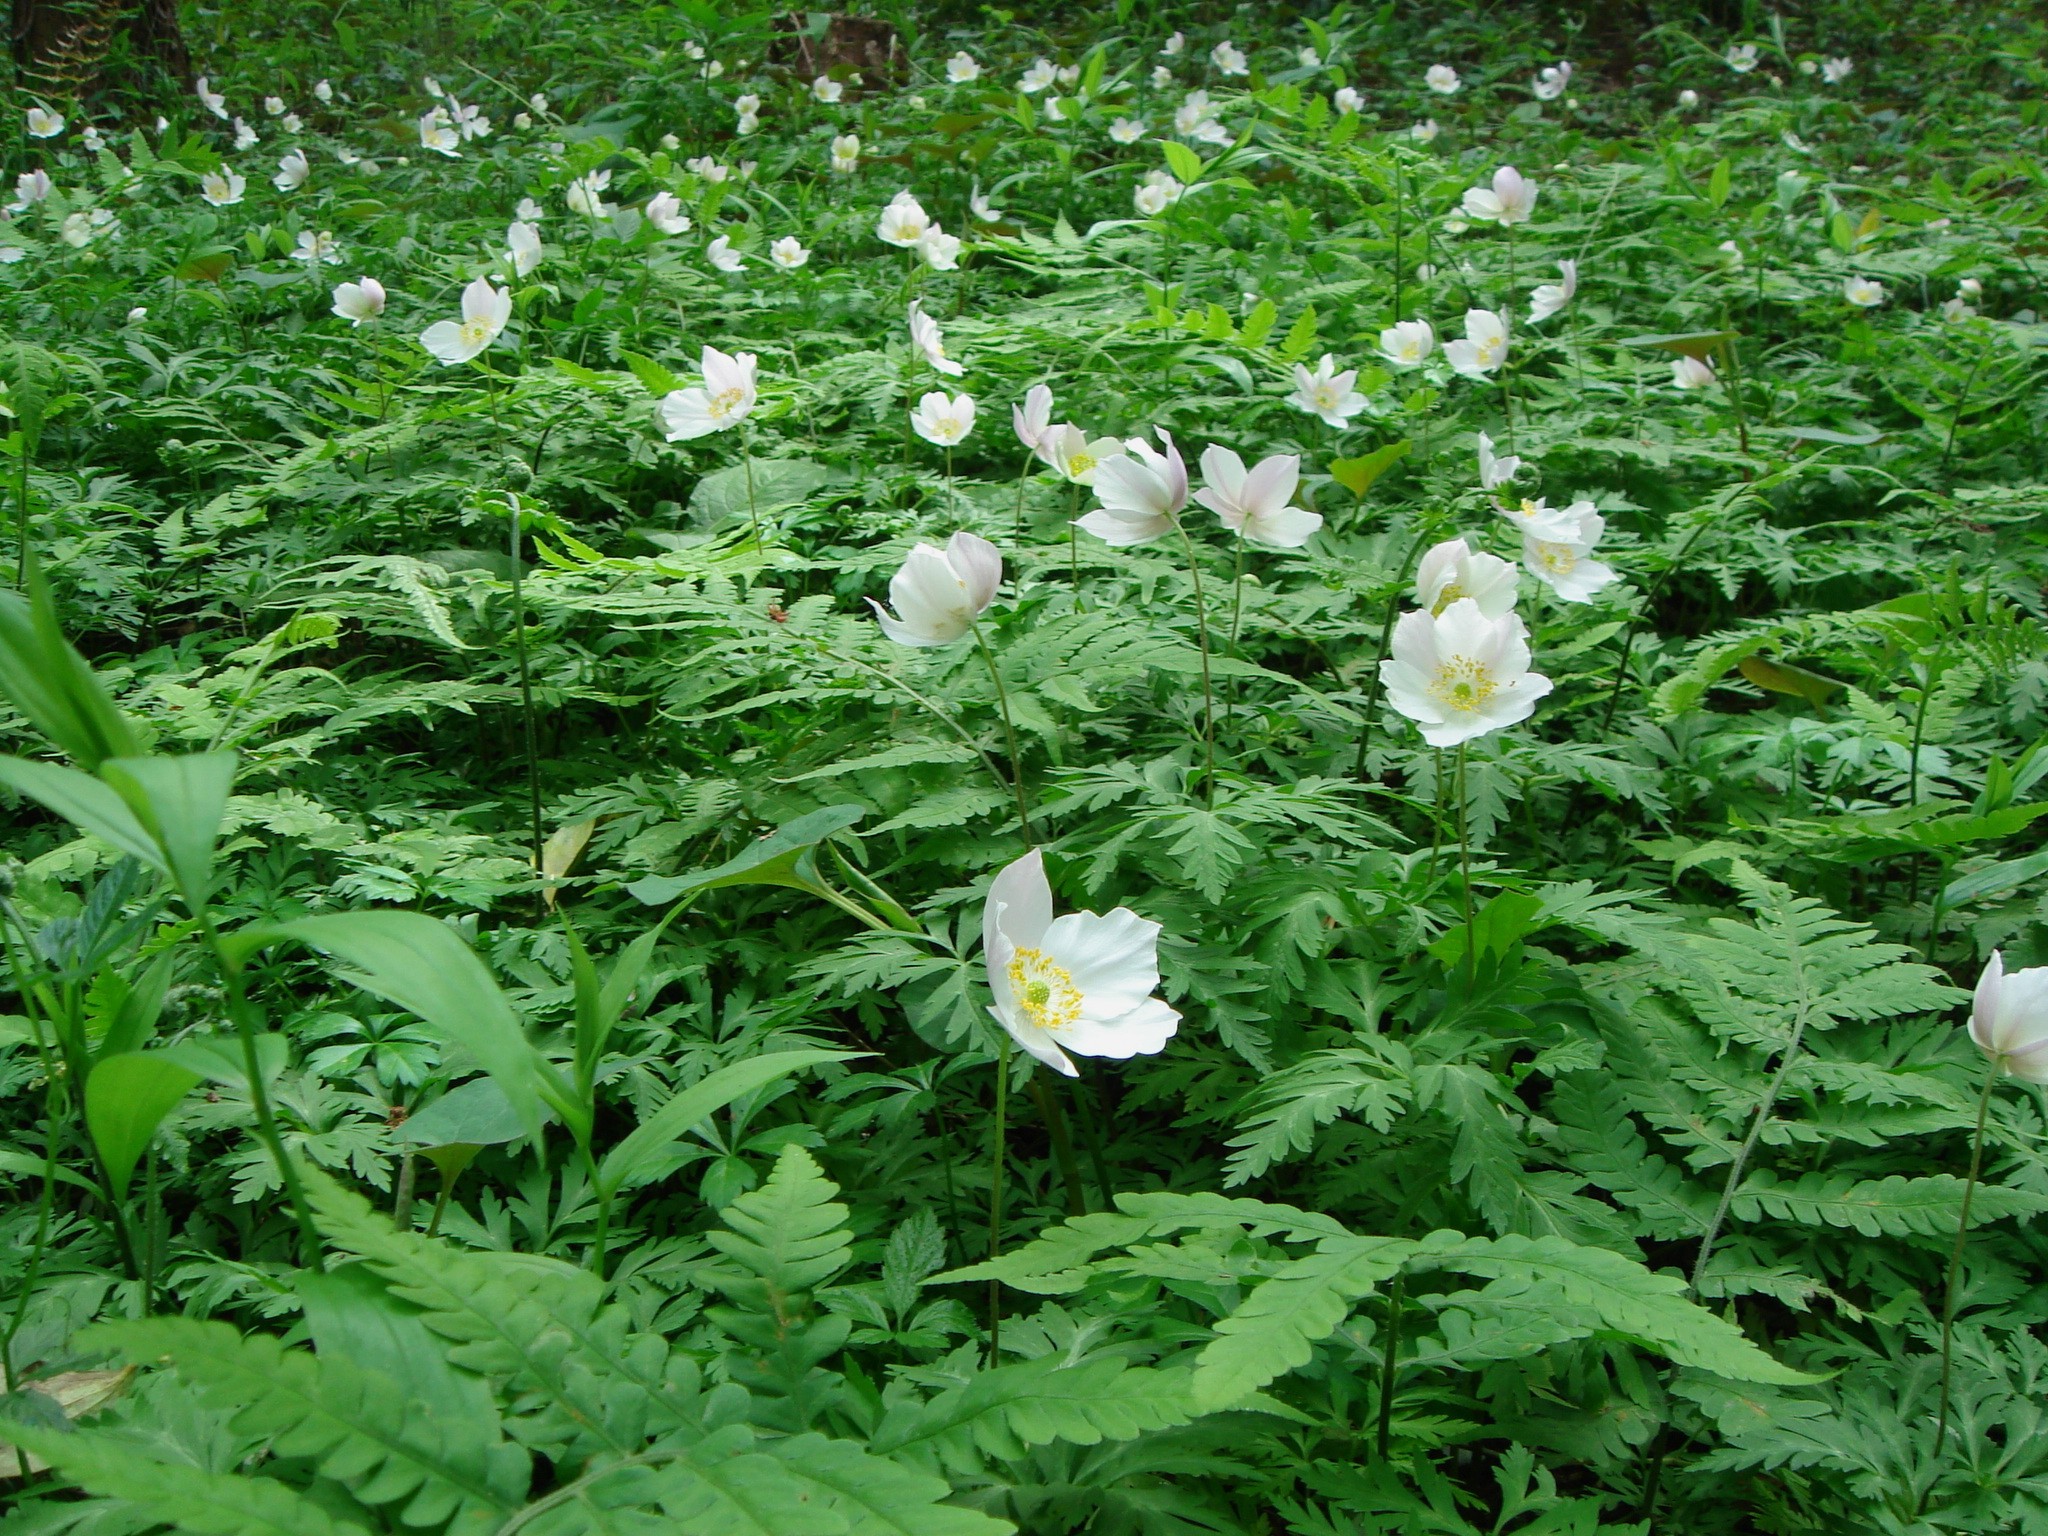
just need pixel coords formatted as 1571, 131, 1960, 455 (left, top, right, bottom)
419, 112, 460, 156
1959, 277, 1983, 298
1079, 430, 1187, 546
1162, 31, 1185, 56
565, 169, 613, 219
830, 133, 860, 173
274, 148, 310, 190
812, 75, 843, 103
1444, 309, 1509, 378
983, 848, 1179, 1078
946, 52, 981, 84
1476, 432, 1523, 491
424, 76, 444, 97
1411, 118, 1441, 142
26, 106, 64, 139
293, 229, 341, 265
1019, 58, 1057, 93
1109, 116, 1146, 144
1013, 384, 1054, 452
199, 169, 246, 206
1532, 62, 1573, 101
1425, 64, 1461, 94
645, 192, 690, 234
910, 390, 977, 446
1381, 599, 1553, 747
505, 220, 543, 276
1152, 65, 1174, 89
1726, 44, 1759, 73
770, 236, 809, 269
126, 306, 146, 322
1843, 276, 1886, 308
1528, 259, 1578, 323
1461, 165, 1538, 225
918, 225, 962, 271
1333, 86, 1363, 114
1042, 424, 1123, 486
658, 346, 758, 439
332, 276, 386, 326
1671, 354, 1717, 389
1212, 40, 1248, 76
58, 211, 95, 247
1415, 537, 1519, 618
1380, 318, 1436, 369
196, 76, 228, 118
1196, 446, 1319, 548
707, 235, 745, 272
1821, 56, 1853, 84
877, 189, 931, 247
970, 187, 1001, 222
420, 277, 512, 365
1972, 952, 2048, 1084
1522, 520, 1618, 603
1289, 354, 1367, 427
870, 531, 1002, 647
1300, 47, 1322, 68
1495, 493, 1595, 544
908, 301, 964, 377
14, 169, 52, 206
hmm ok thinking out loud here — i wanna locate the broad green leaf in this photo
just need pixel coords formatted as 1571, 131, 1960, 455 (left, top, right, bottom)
0, 758, 161, 869
1738, 655, 1842, 706
85, 1053, 200, 1199
1192, 1235, 1414, 1407
0, 565, 140, 771
99, 753, 236, 910
625, 803, 866, 906
687, 457, 837, 528
1161, 140, 1205, 184
1329, 440, 1411, 497
396, 1077, 527, 1150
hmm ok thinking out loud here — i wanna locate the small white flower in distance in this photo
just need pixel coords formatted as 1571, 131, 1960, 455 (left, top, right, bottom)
984, 848, 1179, 1078
1425, 64, 1460, 94
812, 75, 843, 103
1334, 86, 1363, 114
1300, 47, 1321, 68
528, 92, 548, 113
1043, 424, 1123, 486
1533, 62, 1572, 100
831, 133, 860, 173
1843, 276, 1886, 308
1416, 262, 1439, 281
908, 301, 964, 377
910, 390, 977, 446
1821, 56, 1852, 84
1190, 118, 1232, 146
83, 125, 105, 152
315, 80, 334, 103
1476, 431, 1523, 491
946, 52, 981, 83
233, 117, 259, 150
1726, 44, 1759, 73
1940, 297, 1973, 322
1011, 385, 1058, 456
1080, 429, 1187, 546
1416, 536, 1519, 618
1056, 64, 1080, 88
870, 531, 1002, 647
877, 189, 930, 246
1380, 318, 1436, 369
58, 212, 94, 247
332, 276, 386, 326
1444, 308, 1509, 378
1212, 40, 1248, 76
1110, 116, 1146, 144
1718, 239, 1744, 266
420, 276, 512, 365
658, 345, 758, 439
0, 247, 25, 264
1959, 277, 1983, 297
970, 186, 1000, 221
1289, 354, 1368, 427
293, 229, 341, 265
1523, 518, 1618, 604
565, 169, 613, 218
1528, 259, 1577, 322
919, 226, 962, 271
126, 306, 147, 322
419, 113, 460, 156
1971, 952, 2048, 1083
1162, 31, 1185, 56
702, 60, 723, 79
1462, 165, 1538, 225
516, 197, 544, 222
1196, 446, 1319, 548
1152, 66, 1174, 89
734, 92, 761, 117
1672, 354, 1717, 389
1133, 173, 1181, 217
1678, 88, 1700, 107
1495, 492, 1592, 545
1019, 58, 1056, 93
1798, 58, 1818, 75
274, 149, 310, 191
706, 234, 744, 272
645, 192, 690, 235
263, 95, 285, 116
424, 75, 444, 96
1411, 118, 1440, 142
26, 106, 64, 138
505, 220, 543, 276
770, 235, 809, 269
282, 112, 302, 132
200, 169, 246, 206
1381, 599, 1553, 747
734, 112, 759, 135
196, 76, 228, 118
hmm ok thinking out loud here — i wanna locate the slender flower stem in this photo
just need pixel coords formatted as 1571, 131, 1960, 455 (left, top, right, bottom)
1456, 741, 1474, 984
1390, 157, 1404, 324
1224, 536, 1248, 729
1934, 1062, 1999, 1462
742, 424, 763, 550
1067, 482, 1080, 592
1689, 998, 1811, 1295
1171, 518, 1219, 807
970, 620, 1036, 846
507, 499, 545, 876
13, 433, 29, 588
1502, 223, 1519, 455
1012, 450, 1035, 544
1376, 1270, 1405, 1458
1600, 513, 1716, 733
1025, 1075, 1086, 1216
1354, 524, 1437, 778
987, 1032, 1010, 1366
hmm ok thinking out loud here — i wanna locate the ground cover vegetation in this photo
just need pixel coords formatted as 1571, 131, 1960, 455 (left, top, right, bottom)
2, 0, 2048, 1529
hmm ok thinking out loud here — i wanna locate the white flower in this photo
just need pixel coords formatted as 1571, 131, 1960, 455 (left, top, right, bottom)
282, 113, 302, 133
1940, 297, 1974, 322
702, 60, 723, 79
1416, 536, 1519, 618
1959, 278, 1983, 298
14, 169, 52, 206
983, 848, 1179, 1078
1718, 238, 1744, 267
1444, 309, 1509, 378
910, 390, 977, 446
274, 148, 310, 190
870, 531, 1002, 647
1173, 88, 1214, 135
1726, 44, 1759, 73
26, 106, 64, 139
1495, 492, 1593, 544
1476, 431, 1523, 491
1133, 176, 1175, 217
830, 133, 860, 173
332, 276, 386, 325
1843, 276, 1886, 308
1333, 86, 1363, 114
1019, 58, 1057, 93
1381, 599, 1553, 747
58, 212, 94, 247
425, 76, 444, 97
451, 100, 491, 140
1532, 62, 1573, 100
1056, 64, 1080, 88
1196, 446, 1320, 548
1152, 66, 1174, 89
528, 92, 549, 113
1425, 64, 1461, 94
565, 169, 613, 218
232, 117, 259, 150
1528, 259, 1578, 323
0, 247, 27, 263
734, 92, 762, 118
919, 226, 962, 271
1013, 384, 1054, 452
1042, 424, 1123, 485
1162, 31, 1185, 56
770, 235, 809, 269
419, 113, 460, 156
1678, 88, 1700, 108
293, 229, 341, 265
812, 75, 843, 103
1671, 355, 1717, 389
658, 346, 758, 439
1212, 40, 1248, 76
315, 80, 334, 103
200, 169, 246, 206
1462, 165, 1538, 225
1523, 520, 1618, 603
970, 188, 1001, 222
261, 95, 284, 117
516, 197, 544, 222
1290, 354, 1368, 427
1190, 118, 1232, 146
504, 220, 543, 276
1972, 952, 2048, 1083
1416, 262, 1439, 282
877, 189, 930, 246
687, 156, 729, 183
1110, 116, 1146, 144
707, 234, 745, 272
126, 306, 146, 322
645, 192, 690, 234
909, 301, 964, 377
420, 276, 512, 365
1080, 430, 1187, 546
1821, 56, 1853, 84
1300, 47, 1322, 68
1379, 318, 1436, 369
1411, 118, 1441, 142
82, 125, 105, 152
946, 52, 981, 83
196, 76, 228, 118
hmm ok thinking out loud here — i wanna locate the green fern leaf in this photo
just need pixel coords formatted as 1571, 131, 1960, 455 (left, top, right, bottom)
762, 1432, 1012, 1535
1729, 1171, 2048, 1237
704, 1145, 853, 1309
870, 1354, 1196, 1462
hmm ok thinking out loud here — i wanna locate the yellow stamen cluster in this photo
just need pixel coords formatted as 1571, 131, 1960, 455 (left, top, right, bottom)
1430, 655, 1498, 714
709, 386, 748, 420
1006, 946, 1083, 1034
1534, 542, 1578, 575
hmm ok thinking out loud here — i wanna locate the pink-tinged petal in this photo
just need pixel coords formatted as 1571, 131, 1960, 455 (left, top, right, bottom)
1198, 444, 1248, 508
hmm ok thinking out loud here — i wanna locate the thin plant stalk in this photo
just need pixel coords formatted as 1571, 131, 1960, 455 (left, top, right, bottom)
1501, 222, 1519, 455
507, 499, 545, 875
1025, 1075, 1087, 1216
1376, 1270, 1405, 1458
1170, 518, 1220, 807
1354, 523, 1437, 778
1390, 156, 1404, 324
986, 1032, 1010, 1366
1455, 741, 1474, 984
1934, 1062, 1999, 1461
1599, 513, 1717, 733
742, 423, 764, 549
1688, 994, 1812, 1294
1012, 449, 1035, 544
1224, 536, 1248, 728
12, 431, 28, 588
970, 619, 1036, 845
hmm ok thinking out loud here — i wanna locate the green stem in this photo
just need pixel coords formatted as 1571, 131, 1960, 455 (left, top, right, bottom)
13, 434, 28, 589
1026, 1074, 1086, 1216
1376, 1270, 1404, 1458
1934, 1062, 1998, 1463
1354, 523, 1437, 779
987, 1032, 1010, 1366
1012, 449, 1035, 545
589, 1158, 614, 1280
970, 621, 1035, 846
1171, 518, 1219, 807
1456, 741, 1474, 986
1689, 999, 1811, 1295
742, 426, 763, 549
507, 500, 545, 876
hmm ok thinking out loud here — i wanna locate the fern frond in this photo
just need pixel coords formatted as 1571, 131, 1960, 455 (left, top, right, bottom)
762, 1432, 1013, 1535
870, 1354, 1196, 1464
703, 1145, 854, 1312
1728, 1171, 2048, 1237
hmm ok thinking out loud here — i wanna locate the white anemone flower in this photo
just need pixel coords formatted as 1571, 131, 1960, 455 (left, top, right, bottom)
1972, 952, 2048, 1084
1162, 31, 1185, 55
505, 220, 543, 276
908, 301, 964, 377
1476, 432, 1523, 491
870, 531, 1002, 647
1381, 599, 1553, 747
26, 106, 64, 139
911, 390, 977, 446
1533, 62, 1573, 100
263, 95, 285, 117
877, 189, 931, 247
1019, 58, 1057, 93
1013, 385, 1055, 454
293, 230, 341, 265
199, 169, 246, 206
314, 80, 334, 103
970, 187, 1001, 222
196, 76, 228, 118
1671, 354, 1717, 389
1425, 64, 1461, 94
274, 149, 310, 190
983, 849, 1179, 1078
1843, 276, 1886, 308
332, 276, 386, 326
770, 235, 809, 269
419, 112, 460, 156
1043, 424, 1124, 486
1523, 522, 1618, 603
1461, 165, 1538, 225
918, 226, 962, 271
234, 116, 258, 146
1726, 44, 1759, 73
1821, 56, 1853, 84
946, 52, 981, 83
1678, 88, 1700, 108
1212, 40, 1248, 76
1416, 537, 1520, 618
1289, 354, 1368, 427
645, 192, 690, 234
812, 75, 843, 104
420, 276, 512, 365
13, 169, 52, 206
658, 346, 758, 439
830, 134, 860, 173
1134, 171, 1184, 217
1380, 318, 1436, 369
1196, 446, 1320, 547
1411, 118, 1441, 143
1496, 492, 1596, 545
1079, 430, 1187, 546
1334, 86, 1363, 114
565, 169, 613, 219
1109, 116, 1146, 144
1444, 309, 1509, 378
1529, 259, 1578, 322
1152, 65, 1174, 89
707, 235, 745, 272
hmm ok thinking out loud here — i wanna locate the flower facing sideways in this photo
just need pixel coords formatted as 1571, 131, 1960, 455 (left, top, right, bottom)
909, 302, 965, 377
274, 149, 310, 191
1461, 166, 1538, 226
1444, 309, 1509, 378
1080, 430, 1188, 546
871, 531, 1002, 647
1196, 446, 1321, 548
1042, 425, 1123, 486
1380, 319, 1436, 369
919, 226, 962, 271
1517, 499, 1618, 603
1415, 537, 1519, 618
876, 190, 931, 247
1671, 355, 1717, 390
1381, 599, 1553, 747
1013, 384, 1053, 452
1289, 354, 1368, 428
707, 236, 745, 273
27, 106, 64, 139
645, 193, 691, 234
1476, 431, 1523, 491
658, 346, 758, 439
770, 236, 810, 269
910, 390, 976, 446
983, 849, 1179, 1078
1529, 259, 1577, 323
1425, 64, 1461, 94
420, 276, 512, 365
505, 220, 542, 276
332, 276, 386, 326
830, 135, 860, 174
1972, 952, 2048, 1084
